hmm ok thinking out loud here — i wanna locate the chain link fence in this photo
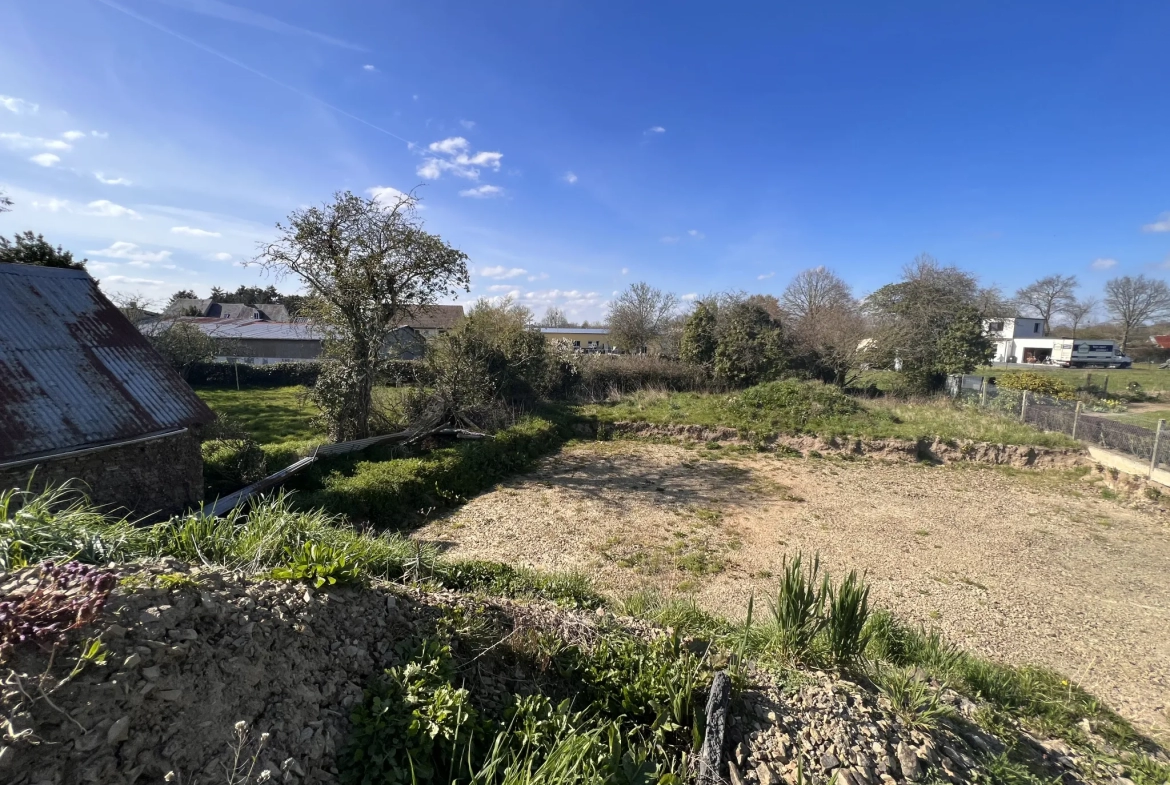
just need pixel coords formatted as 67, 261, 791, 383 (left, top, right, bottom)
946, 374, 1170, 472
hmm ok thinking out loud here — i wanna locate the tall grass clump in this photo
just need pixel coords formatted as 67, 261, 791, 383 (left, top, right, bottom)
766, 553, 826, 660
823, 569, 871, 666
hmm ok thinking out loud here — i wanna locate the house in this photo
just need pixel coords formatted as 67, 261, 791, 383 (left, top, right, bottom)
0, 263, 216, 517
539, 327, 614, 352
393, 304, 465, 339
163, 298, 292, 322
984, 317, 1054, 363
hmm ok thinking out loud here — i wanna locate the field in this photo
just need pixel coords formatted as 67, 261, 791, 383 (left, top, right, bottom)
196, 385, 323, 443
414, 440, 1170, 741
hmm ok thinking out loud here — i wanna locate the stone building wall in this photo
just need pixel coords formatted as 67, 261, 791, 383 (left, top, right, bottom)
0, 430, 203, 519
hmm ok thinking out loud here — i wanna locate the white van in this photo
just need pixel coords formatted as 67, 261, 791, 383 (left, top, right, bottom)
1049, 339, 1132, 368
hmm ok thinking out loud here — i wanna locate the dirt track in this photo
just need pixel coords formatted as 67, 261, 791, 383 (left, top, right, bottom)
413, 441, 1170, 741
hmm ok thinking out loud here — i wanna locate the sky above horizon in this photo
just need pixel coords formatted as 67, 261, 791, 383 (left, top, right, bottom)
2, 0, 1169, 321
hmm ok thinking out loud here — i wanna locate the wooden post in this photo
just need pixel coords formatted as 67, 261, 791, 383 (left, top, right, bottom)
1103, 374, 1110, 395
698, 671, 731, 785
1086, 372, 1093, 392
1021, 390, 1029, 422
1150, 419, 1166, 477
1071, 401, 1083, 440
234, 359, 240, 391
979, 376, 988, 407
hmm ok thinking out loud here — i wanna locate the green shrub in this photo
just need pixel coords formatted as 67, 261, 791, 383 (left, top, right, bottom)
727, 380, 870, 434
202, 436, 267, 496
996, 372, 1076, 400
823, 569, 871, 666
303, 417, 565, 526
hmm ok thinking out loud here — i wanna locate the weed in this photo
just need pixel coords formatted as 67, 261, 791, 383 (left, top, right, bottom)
1101, 488, 1120, 501
869, 664, 953, 729
269, 542, 363, 588
823, 569, 871, 666
765, 553, 826, 662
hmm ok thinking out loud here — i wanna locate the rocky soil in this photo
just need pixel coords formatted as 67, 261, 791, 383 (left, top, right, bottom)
1, 559, 1165, 785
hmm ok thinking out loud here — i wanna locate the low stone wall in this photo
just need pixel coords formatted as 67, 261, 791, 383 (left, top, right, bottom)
0, 430, 204, 518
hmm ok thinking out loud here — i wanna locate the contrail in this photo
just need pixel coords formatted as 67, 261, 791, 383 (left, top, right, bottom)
93, 0, 416, 149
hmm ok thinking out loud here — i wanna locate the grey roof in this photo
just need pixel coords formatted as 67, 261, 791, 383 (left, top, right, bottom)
156, 318, 325, 341
540, 327, 610, 335
163, 299, 292, 322
0, 263, 216, 462
394, 304, 465, 330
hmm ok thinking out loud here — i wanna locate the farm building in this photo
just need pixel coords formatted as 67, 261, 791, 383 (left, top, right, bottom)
539, 327, 614, 352
0, 262, 216, 517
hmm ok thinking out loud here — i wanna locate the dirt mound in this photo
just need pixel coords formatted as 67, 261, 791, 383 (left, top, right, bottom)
601, 421, 1086, 468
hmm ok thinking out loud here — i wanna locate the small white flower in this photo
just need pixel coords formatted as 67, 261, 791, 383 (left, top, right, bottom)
258, 770, 271, 782
164, 773, 176, 783
234, 720, 248, 732
259, 732, 270, 743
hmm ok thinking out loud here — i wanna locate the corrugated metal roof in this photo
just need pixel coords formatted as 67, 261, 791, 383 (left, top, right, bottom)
0, 263, 216, 462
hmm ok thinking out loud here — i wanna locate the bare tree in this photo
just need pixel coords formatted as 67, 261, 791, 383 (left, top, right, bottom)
1062, 296, 1099, 338
107, 290, 158, 325
782, 267, 867, 385
607, 282, 679, 353
254, 190, 469, 439
1014, 275, 1078, 334
780, 267, 853, 321
1104, 275, 1170, 352
538, 306, 569, 327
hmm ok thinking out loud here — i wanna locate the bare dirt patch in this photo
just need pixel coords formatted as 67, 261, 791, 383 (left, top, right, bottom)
414, 440, 1170, 741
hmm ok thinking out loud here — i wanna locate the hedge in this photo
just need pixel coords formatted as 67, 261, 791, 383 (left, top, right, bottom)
298, 416, 570, 527
186, 359, 432, 389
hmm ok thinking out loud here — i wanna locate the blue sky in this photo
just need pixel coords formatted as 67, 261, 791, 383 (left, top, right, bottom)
2, 0, 1169, 321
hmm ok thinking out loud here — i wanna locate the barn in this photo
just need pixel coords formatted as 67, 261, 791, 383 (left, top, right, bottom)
0, 263, 216, 517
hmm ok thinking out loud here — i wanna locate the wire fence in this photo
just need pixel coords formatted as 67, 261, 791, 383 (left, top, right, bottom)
946, 374, 1170, 473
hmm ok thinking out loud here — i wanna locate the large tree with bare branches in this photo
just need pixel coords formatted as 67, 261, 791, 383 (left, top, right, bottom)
607, 282, 679, 353
1104, 275, 1170, 352
1014, 274, 1078, 334
780, 267, 867, 385
254, 190, 469, 439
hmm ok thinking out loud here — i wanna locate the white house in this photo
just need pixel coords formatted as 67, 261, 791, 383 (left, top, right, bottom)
984, 317, 1055, 364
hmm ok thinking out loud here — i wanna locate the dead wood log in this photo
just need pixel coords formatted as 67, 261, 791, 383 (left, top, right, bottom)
699, 670, 731, 785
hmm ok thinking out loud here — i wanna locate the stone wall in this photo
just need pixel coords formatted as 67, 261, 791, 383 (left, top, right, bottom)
0, 430, 203, 518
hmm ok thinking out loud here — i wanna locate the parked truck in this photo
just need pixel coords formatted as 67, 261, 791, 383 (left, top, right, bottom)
1049, 339, 1132, 368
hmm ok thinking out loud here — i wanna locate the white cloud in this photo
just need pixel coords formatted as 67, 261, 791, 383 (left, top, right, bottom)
171, 226, 221, 237
660, 236, 679, 244
527, 272, 549, 282
62, 130, 87, 141
758, 272, 775, 280
1143, 212, 1170, 233
1091, 258, 1118, 270
459, 119, 476, 129
30, 153, 60, 167
418, 136, 503, 180
91, 131, 109, 138
460, 184, 504, 198
688, 229, 704, 239
487, 284, 516, 292
681, 293, 698, 301
362, 64, 377, 71
89, 241, 172, 263
95, 173, 132, 185
645, 126, 666, 135
210, 252, 233, 261
32, 198, 70, 212
563, 171, 578, 184
621, 267, 629, 275
0, 95, 37, 114
1, 132, 71, 151
366, 185, 419, 208
481, 265, 527, 279
86, 200, 141, 219
105, 275, 164, 285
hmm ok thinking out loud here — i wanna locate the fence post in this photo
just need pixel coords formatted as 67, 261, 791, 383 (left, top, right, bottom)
979, 376, 988, 407
1020, 390, 1029, 422
1150, 419, 1165, 478
1086, 372, 1093, 392
1071, 401, 1082, 439
1103, 374, 1109, 396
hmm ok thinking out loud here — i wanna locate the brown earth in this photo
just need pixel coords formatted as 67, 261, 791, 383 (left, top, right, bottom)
413, 440, 1170, 742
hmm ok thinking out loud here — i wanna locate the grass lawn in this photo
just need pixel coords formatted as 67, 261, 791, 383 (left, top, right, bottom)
974, 365, 1170, 394
196, 385, 324, 444
581, 383, 1078, 448
1103, 408, 1170, 430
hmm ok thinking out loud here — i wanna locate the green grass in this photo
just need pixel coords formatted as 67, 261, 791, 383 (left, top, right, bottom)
581, 381, 1078, 448
974, 365, 1170, 394
196, 385, 323, 444
1104, 409, 1170, 429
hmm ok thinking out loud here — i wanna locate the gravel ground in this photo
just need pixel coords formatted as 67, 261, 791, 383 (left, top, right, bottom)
413, 441, 1170, 741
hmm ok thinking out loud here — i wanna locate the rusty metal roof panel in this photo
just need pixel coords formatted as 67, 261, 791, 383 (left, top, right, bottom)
0, 263, 215, 462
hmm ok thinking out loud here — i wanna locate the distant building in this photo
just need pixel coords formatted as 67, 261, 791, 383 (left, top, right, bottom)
163, 298, 293, 323
539, 327, 614, 352
0, 263, 215, 517
984, 317, 1053, 363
